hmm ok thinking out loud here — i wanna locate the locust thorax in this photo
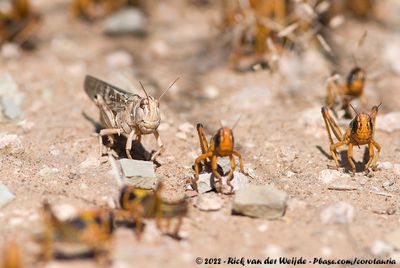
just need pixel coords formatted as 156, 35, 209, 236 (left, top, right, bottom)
132, 96, 161, 134
213, 127, 235, 156
347, 67, 366, 96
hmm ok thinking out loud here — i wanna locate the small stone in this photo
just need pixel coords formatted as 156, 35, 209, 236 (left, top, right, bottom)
385, 229, 400, 250
263, 244, 282, 258
318, 169, 341, 184
79, 156, 100, 171
178, 122, 194, 134
125, 176, 158, 190
232, 185, 288, 219
394, 164, 400, 176
320, 202, 355, 224
151, 40, 169, 57
286, 198, 306, 212
191, 173, 214, 194
106, 50, 133, 69
176, 132, 187, 140
52, 203, 77, 221
382, 180, 394, 189
9, 217, 23, 226
321, 246, 332, 257
1, 96, 22, 119
220, 172, 249, 193
0, 184, 15, 208
384, 41, 400, 74
376, 112, 400, 133
38, 166, 59, 177
0, 133, 24, 154
378, 161, 393, 170
371, 240, 394, 256
103, 8, 147, 36
120, 159, 155, 178
279, 146, 298, 162
0, 43, 20, 59
203, 85, 219, 99
328, 181, 358, 191
257, 223, 269, 232
120, 159, 157, 189
0, 73, 24, 110
194, 193, 223, 211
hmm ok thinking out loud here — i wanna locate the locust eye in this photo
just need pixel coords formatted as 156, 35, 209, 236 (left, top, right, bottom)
350, 119, 358, 134
140, 99, 148, 108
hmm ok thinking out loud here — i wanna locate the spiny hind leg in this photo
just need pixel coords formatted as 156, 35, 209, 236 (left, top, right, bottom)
321, 106, 344, 161
196, 123, 211, 171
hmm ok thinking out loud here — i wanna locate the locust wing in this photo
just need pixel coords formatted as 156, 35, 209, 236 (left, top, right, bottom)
84, 75, 137, 113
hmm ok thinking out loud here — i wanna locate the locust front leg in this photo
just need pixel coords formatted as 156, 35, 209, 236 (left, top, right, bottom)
371, 139, 381, 171
211, 155, 223, 183
347, 143, 356, 176
151, 130, 165, 161
329, 140, 347, 170
193, 152, 212, 191
226, 155, 236, 193
125, 130, 136, 159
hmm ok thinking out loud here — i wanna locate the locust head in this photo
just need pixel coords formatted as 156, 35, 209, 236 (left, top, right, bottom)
349, 103, 381, 140
132, 78, 178, 134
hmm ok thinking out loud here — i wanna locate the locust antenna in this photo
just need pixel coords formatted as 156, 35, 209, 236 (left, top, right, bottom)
349, 103, 360, 116
377, 102, 382, 109
232, 115, 242, 130
139, 81, 149, 99
158, 77, 180, 101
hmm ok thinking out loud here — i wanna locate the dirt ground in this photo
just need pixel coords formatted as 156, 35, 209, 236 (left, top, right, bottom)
1, 0, 400, 267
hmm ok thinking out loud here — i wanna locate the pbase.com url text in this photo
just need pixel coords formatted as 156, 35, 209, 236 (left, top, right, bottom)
194, 256, 396, 266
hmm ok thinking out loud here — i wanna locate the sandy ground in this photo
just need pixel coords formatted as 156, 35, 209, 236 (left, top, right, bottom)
1, 0, 400, 267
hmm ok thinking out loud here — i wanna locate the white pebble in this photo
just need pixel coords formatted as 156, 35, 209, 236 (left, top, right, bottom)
0, 133, 24, 154
318, 169, 341, 184
378, 161, 393, 170
194, 194, 223, 211
178, 122, 195, 134
370, 240, 393, 256
106, 50, 133, 69
320, 202, 355, 224
38, 166, 59, 177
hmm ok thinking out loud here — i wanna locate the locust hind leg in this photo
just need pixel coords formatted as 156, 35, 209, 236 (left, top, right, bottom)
196, 123, 211, 171
321, 106, 345, 167
94, 94, 121, 157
